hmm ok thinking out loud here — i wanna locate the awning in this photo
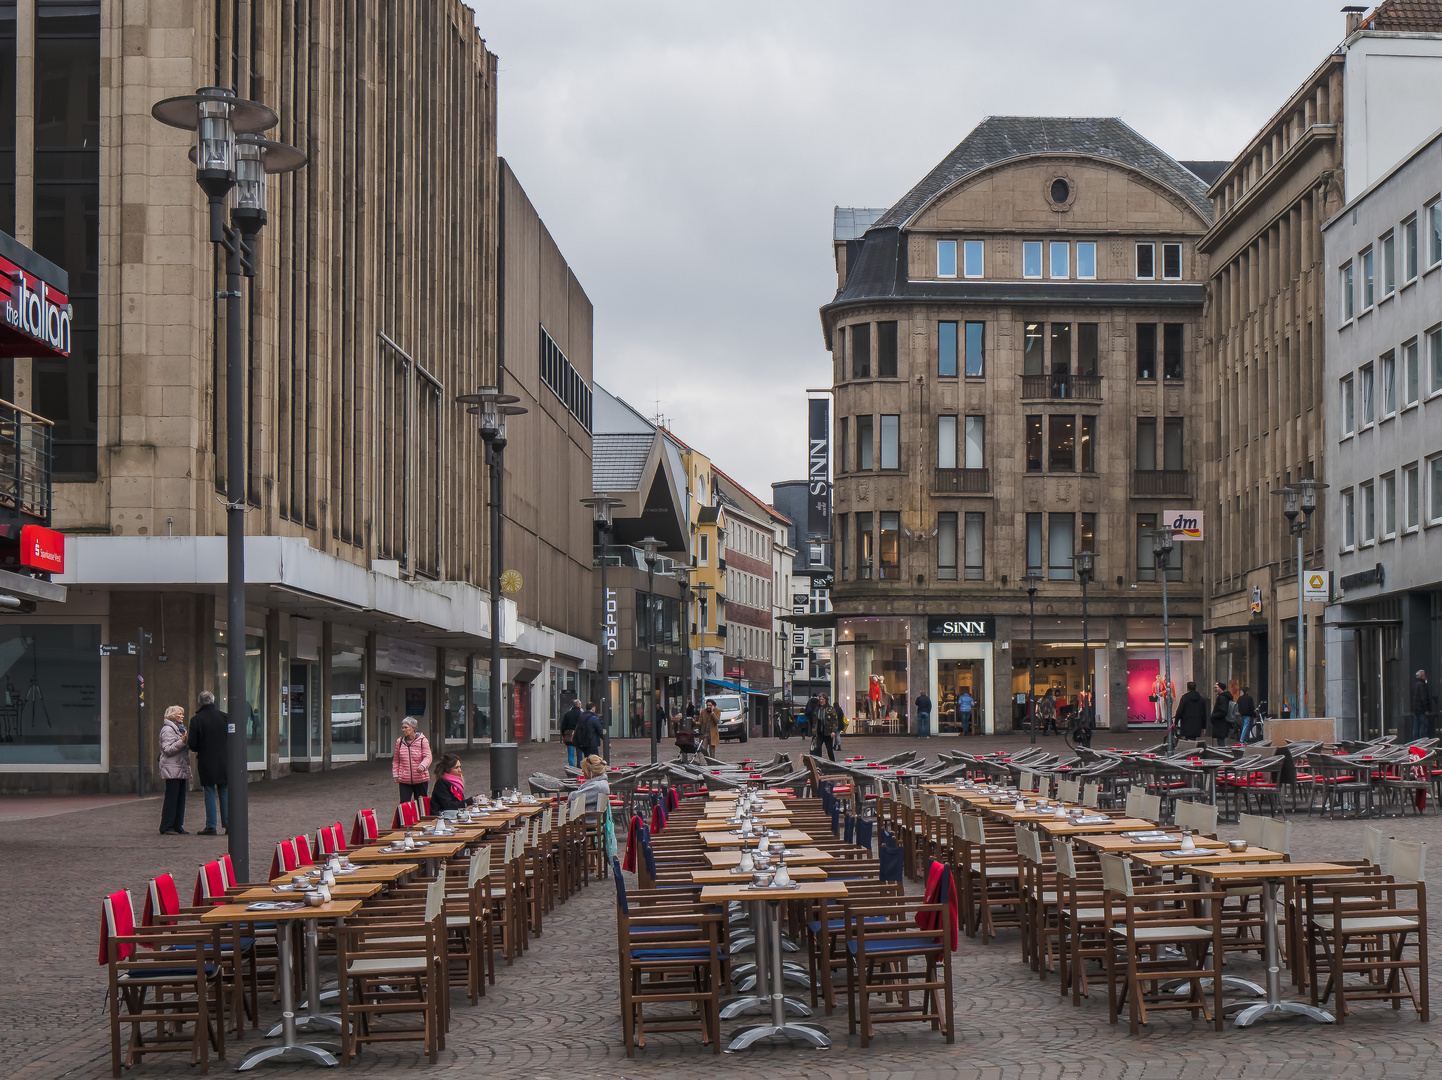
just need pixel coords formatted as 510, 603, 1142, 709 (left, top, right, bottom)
784, 611, 837, 629
1203, 623, 1269, 635
703, 677, 769, 697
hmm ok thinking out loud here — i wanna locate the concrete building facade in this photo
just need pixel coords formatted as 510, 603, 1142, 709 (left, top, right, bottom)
771, 478, 835, 708
823, 117, 1213, 736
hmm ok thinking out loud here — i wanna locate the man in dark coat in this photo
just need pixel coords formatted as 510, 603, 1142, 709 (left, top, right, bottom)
1174, 681, 1208, 741
1411, 670, 1432, 740
1208, 682, 1233, 745
559, 698, 583, 768
186, 691, 229, 835
573, 702, 602, 761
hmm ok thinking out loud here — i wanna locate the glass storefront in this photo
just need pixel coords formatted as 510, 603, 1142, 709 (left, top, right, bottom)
215, 629, 265, 767
330, 640, 366, 759
0, 622, 103, 766
838, 618, 911, 734
444, 657, 467, 742
936, 658, 985, 734
1012, 645, 1092, 729
471, 660, 491, 741
288, 660, 321, 761
549, 663, 578, 736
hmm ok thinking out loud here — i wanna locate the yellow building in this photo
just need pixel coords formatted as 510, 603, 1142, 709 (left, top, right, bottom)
661, 431, 727, 697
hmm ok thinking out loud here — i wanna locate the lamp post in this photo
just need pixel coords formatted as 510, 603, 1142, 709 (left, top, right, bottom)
1025, 572, 1041, 744
1151, 527, 1176, 754
457, 386, 526, 793
1272, 479, 1328, 719
581, 493, 624, 762
1074, 550, 1096, 732
152, 88, 305, 883
639, 537, 661, 763
691, 581, 714, 708
674, 565, 693, 728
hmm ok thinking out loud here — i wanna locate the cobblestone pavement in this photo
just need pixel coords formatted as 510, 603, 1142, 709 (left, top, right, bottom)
7, 732, 1442, 1079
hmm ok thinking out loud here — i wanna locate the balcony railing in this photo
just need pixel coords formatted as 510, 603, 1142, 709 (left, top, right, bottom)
933, 468, 991, 494
594, 543, 678, 574
1021, 374, 1102, 400
0, 401, 53, 525
1133, 469, 1190, 495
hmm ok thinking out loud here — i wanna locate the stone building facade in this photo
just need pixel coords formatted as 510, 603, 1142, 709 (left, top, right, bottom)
0, 1, 595, 794
823, 117, 1214, 735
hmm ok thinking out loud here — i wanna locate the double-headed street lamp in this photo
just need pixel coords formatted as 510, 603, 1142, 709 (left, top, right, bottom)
581, 492, 624, 762
457, 386, 527, 793
1272, 478, 1327, 719
152, 87, 305, 883
691, 580, 715, 709
1151, 526, 1177, 754
1074, 550, 1096, 735
1024, 571, 1041, 744
639, 537, 661, 763
674, 564, 694, 727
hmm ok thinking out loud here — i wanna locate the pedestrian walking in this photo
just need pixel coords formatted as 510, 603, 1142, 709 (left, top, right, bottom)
1174, 681, 1208, 741
560, 698, 583, 767
914, 691, 933, 738
699, 699, 721, 755
817, 695, 843, 761
958, 690, 974, 735
431, 753, 468, 813
1411, 670, 1432, 740
1208, 682, 1233, 745
1036, 689, 1058, 734
186, 690, 229, 835
573, 702, 602, 760
803, 693, 819, 738
158, 705, 191, 835
391, 718, 432, 802
1235, 686, 1257, 742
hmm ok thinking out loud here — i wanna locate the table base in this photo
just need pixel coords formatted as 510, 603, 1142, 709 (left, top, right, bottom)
1233, 1000, 1335, 1026
237, 1039, 341, 1069
268, 1011, 344, 1037
1166, 976, 1266, 998
721, 994, 812, 1019
725, 1021, 829, 1051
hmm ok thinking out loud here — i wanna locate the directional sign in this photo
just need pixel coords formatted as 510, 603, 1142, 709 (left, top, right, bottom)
1303, 570, 1330, 602
99, 643, 123, 656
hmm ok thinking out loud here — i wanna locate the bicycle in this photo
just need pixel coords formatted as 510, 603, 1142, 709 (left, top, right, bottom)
775, 711, 795, 740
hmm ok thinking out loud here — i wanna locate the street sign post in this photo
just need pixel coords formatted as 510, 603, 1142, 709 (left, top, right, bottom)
1303, 571, 1330, 602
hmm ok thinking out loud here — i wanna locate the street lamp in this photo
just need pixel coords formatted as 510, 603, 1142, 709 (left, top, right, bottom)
674, 564, 694, 731
691, 581, 715, 709
1074, 549, 1096, 736
639, 537, 661, 763
1025, 572, 1041, 744
457, 386, 526, 793
580, 493, 624, 761
1151, 526, 1176, 754
1272, 478, 1328, 719
152, 87, 305, 884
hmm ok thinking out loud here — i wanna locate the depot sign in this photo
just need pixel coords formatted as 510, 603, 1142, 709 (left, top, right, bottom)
0, 253, 71, 359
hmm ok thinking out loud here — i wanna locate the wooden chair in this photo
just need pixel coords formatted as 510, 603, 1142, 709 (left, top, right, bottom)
1100, 854, 1224, 1034
1052, 838, 1109, 1005
954, 810, 1021, 943
444, 848, 494, 1003
142, 873, 258, 1038
1306, 876, 1429, 1021
843, 887, 956, 1047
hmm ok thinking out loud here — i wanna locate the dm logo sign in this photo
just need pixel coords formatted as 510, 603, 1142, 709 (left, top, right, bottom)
1162, 509, 1204, 541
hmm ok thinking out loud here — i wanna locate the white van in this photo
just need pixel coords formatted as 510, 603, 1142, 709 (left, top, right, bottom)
709, 693, 747, 743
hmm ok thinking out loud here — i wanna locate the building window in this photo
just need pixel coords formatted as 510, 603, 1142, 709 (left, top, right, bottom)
1077, 323, 1098, 376
851, 323, 871, 379
1023, 241, 1043, 278
1360, 480, 1375, 544
1162, 323, 1184, 380
1380, 350, 1396, 417
1049, 241, 1069, 279
1381, 472, 1396, 539
539, 325, 593, 430
1137, 323, 1157, 379
1362, 247, 1374, 309
1077, 242, 1096, 279
1048, 415, 1075, 471
878, 512, 899, 580
964, 512, 985, 580
1341, 489, 1355, 548
1360, 363, 1374, 427
1080, 511, 1096, 557
699, 533, 709, 565
1430, 326, 1442, 395
964, 415, 985, 469
1431, 456, 1442, 524
1136, 513, 1180, 581
1429, 199, 1442, 267
1162, 242, 1182, 279
877, 321, 898, 378
879, 415, 899, 470
937, 415, 957, 468
1382, 231, 1396, 296
1025, 416, 1043, 472
1079, 415, 1096, 472
964, 321, 985, 376
937, 512, 957, 580
937, 239, 957, 278
1341, 262, 1354, 322
1340, 374, 1355, 435
938, 321, 958, 377
1136, 417, 1157, 471
1404, 338, 1419, 406
1048, 513, 1075, 580
1404, 215, 1419, 281
838, 416, 849, 475
857, 415, 874, 470
1404, 464, 1420, 530
858, 512, 873, 578
0, 624, 104, 766
1136, 243, 1155, 279
838, 513, 849, 578
1024, 322, 1044, 376
1026, 512, 1043, 575
963, 239, 984, 278
1163, 417, 1184, 471
1051, 323, 1072, 377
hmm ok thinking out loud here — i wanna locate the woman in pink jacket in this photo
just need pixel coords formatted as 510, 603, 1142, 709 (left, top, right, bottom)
391, 718, 432, 802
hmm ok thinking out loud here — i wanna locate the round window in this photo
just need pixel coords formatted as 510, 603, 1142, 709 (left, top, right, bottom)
1050, 178, 1071, 205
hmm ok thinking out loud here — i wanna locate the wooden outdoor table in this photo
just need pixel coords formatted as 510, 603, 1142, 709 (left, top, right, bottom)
269, 863, 418, 886
703, 801, 787, 815
1037, 816, 1157, 836
201, 899, 362, 1067
377, 826, 491, 843
1078, 832, 1225, 853
1128, 846, 1285, 869
347, 840, 468, 862
701, 829, 812, 848
690, 866, 828, 884
706, 846, 833, 868
694, 816, 792, 831
983, 802, 1091, 822
233, 882, 382, 901
1189, 862, 1359, 1026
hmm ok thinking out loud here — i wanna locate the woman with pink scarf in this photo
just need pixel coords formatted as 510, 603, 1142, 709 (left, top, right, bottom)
430, 753, 468, 813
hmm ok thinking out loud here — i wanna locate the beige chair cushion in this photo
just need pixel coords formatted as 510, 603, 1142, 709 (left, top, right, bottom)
1112, 924, 1214, 942
347, 955, 429, 974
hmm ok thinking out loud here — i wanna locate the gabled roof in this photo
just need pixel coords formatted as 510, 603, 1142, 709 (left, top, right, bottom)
834, 207, 889, 241
872, 116, 1214, 229
713, 466, 793, 528
592, 433, 653, 492
1179, 160, 1231, 186
1362, 0, 1442, 32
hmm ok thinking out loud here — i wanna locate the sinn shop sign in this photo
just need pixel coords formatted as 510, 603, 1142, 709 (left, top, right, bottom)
0, 252, 71, 358
927, 617, 996, 641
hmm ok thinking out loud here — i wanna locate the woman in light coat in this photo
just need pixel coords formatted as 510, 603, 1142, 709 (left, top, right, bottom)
158, 704, 192, 834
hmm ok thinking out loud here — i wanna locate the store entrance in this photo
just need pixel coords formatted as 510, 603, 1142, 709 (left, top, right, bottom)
1012, 646, 1091, 731
936, 659, 983, 734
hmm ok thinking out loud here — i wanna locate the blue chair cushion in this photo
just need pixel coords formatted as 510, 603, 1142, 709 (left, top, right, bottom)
167, 937, 255, 956
120, 962, 221, 980
631, 947, 716, 961
848, 936, 940, 956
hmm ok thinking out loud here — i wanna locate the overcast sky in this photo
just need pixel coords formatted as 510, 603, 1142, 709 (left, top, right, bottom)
465, 1, 1344, 499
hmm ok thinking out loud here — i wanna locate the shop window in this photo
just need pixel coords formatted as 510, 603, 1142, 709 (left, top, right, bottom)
851, 323, 870, 379
1048, 514, 1074, 580
0, 624, 102, 766
937, 415, 957, 468
937, 512, 957, 580
1026, 513, 1043, 575
965, 321, 985, 376
216, 629, 267, 767
1024, 322, 1044, 376
858, 512, 873, 579
329, 642, 367, 759
938, 321, 957, 377
877, 321, 898, 378
1025, 415, 1043, 472
878, 512, 900, 580
879, 414, 899, 469
447, 662, 469, 741
1136, 323, 1157, 380
964, 512, 985, 580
